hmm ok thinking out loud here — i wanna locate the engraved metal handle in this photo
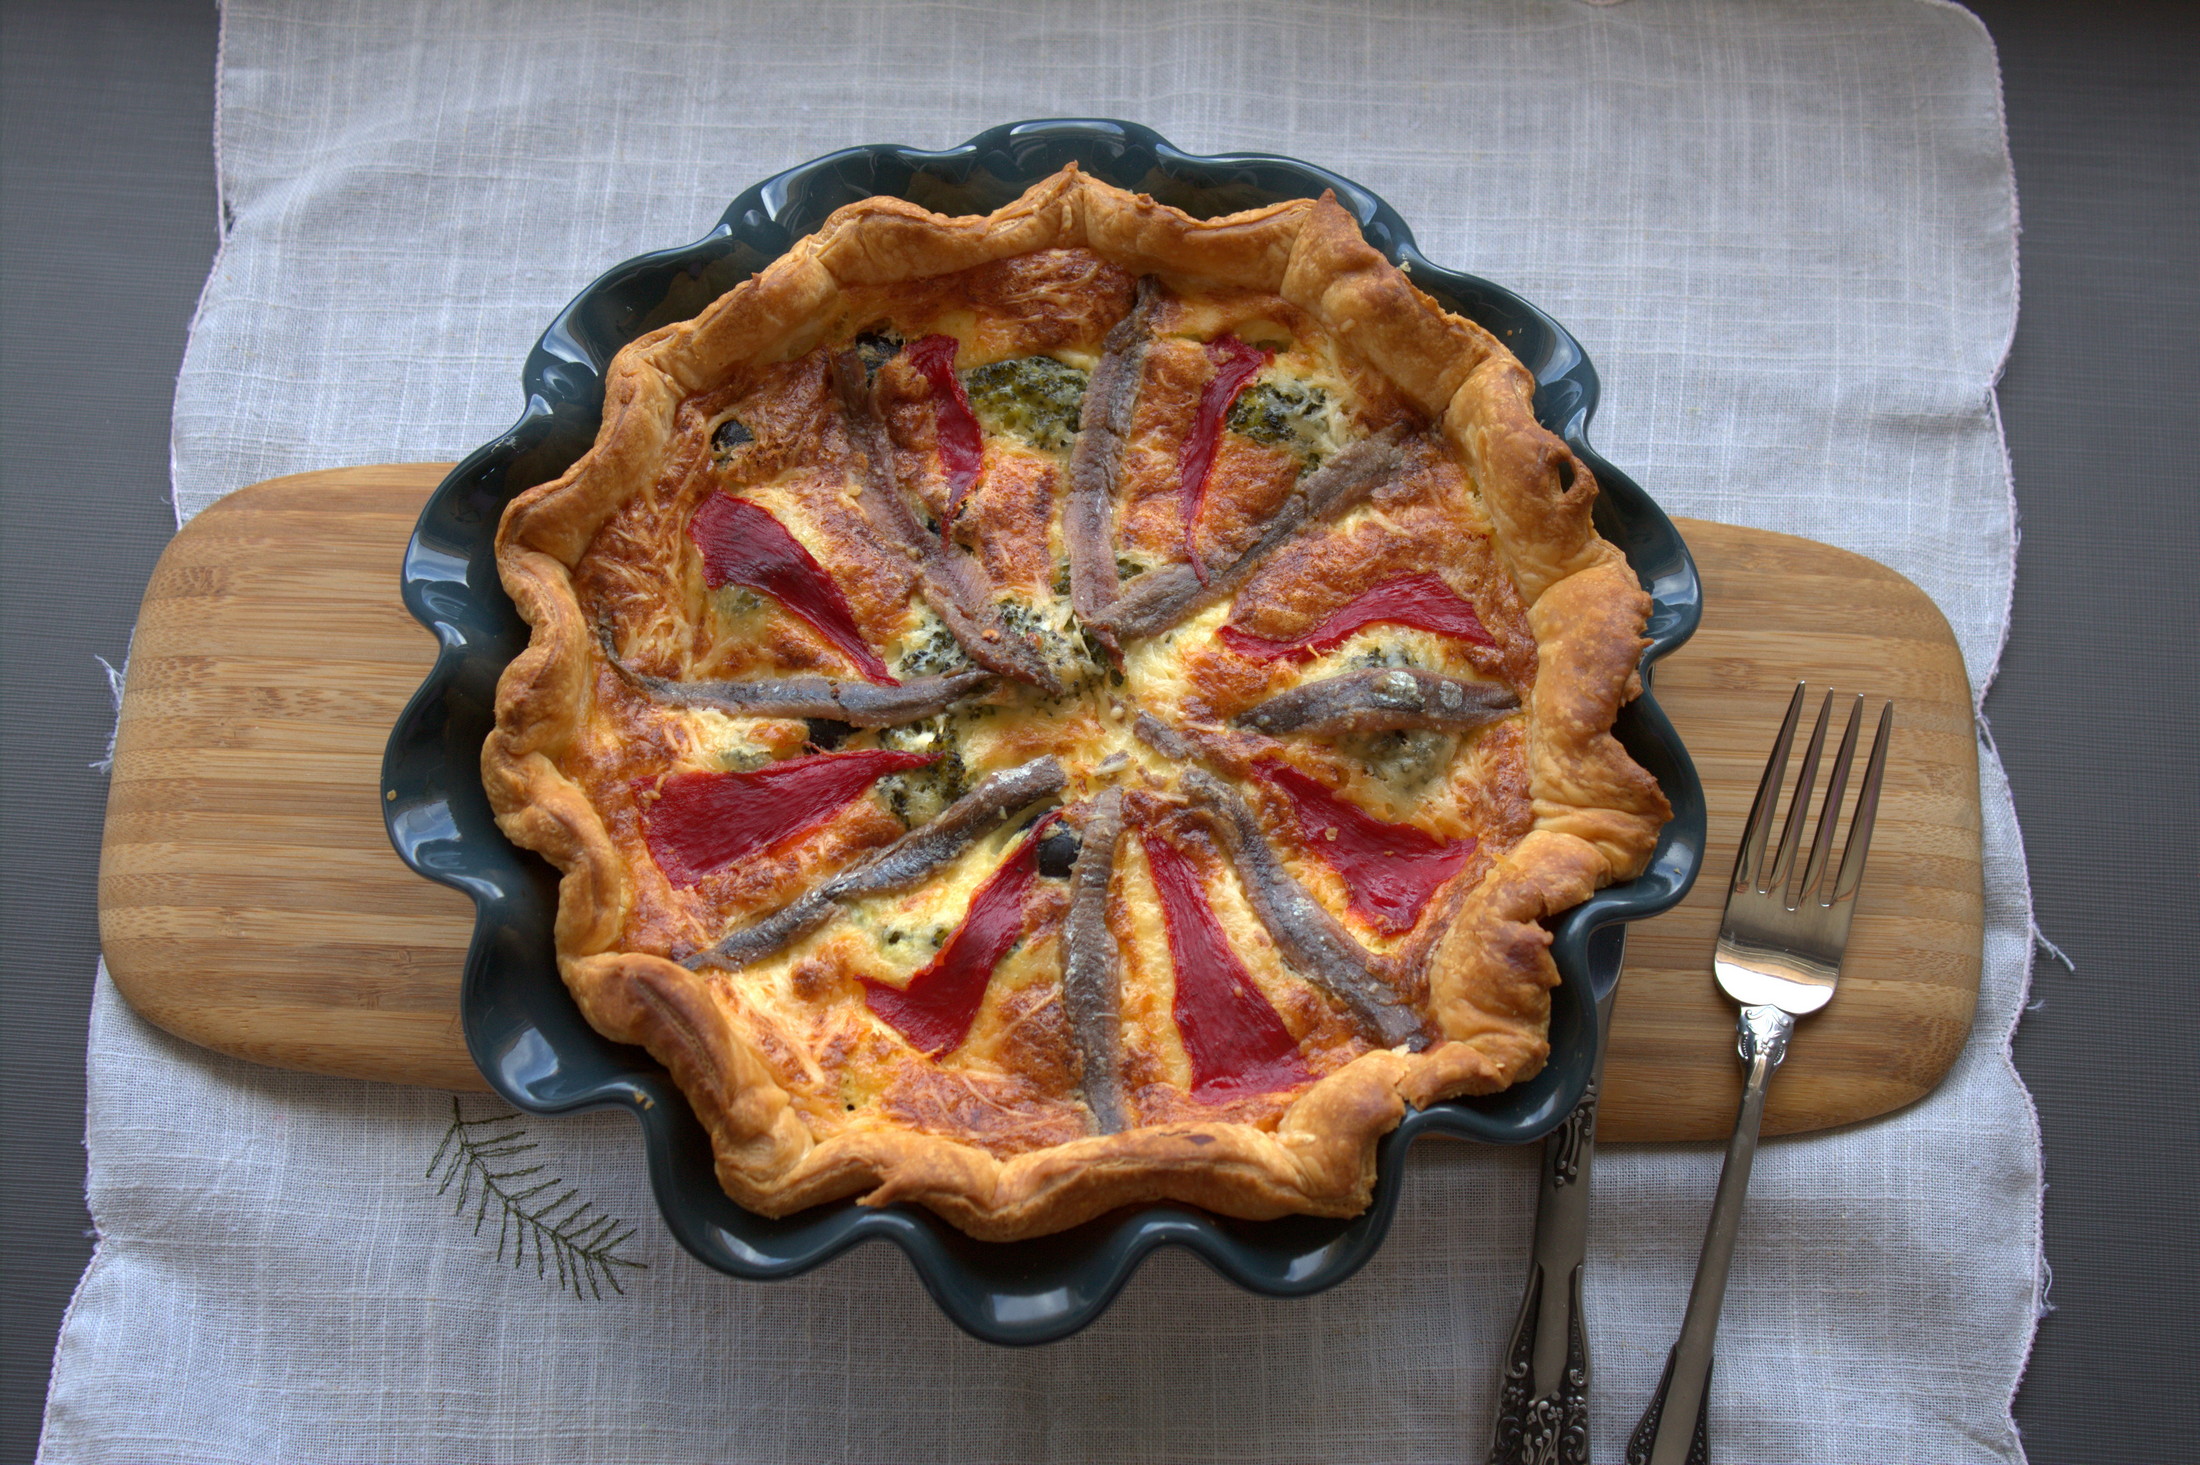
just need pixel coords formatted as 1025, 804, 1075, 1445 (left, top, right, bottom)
1488, 929, 1623, 1465
1625, 1003, 1793, 1465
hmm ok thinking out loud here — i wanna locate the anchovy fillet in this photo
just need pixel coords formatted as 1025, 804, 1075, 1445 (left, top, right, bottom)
1180, 766, 1425, 1050
686, 890, 840, 972
686, 755, 1067, 972
1093, 426, 1410, 643
1130, 711, 1194, 762
1234, 668, 1519, 738
607, 646, 993, 727
831, 756, 1066, 900
1062, 788, 1128, 1133
1065, 276, 1161, 632
1128, 713, 1421, 1046
831, 349, 1062, 693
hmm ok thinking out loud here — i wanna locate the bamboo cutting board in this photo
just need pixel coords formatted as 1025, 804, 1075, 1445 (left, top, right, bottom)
98, 466, 1983, 1142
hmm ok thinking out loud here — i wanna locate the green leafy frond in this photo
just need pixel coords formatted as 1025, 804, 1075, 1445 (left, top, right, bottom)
428, 1096, 649, 1301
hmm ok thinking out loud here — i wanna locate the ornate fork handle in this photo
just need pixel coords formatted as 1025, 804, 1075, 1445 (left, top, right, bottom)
1487, 1081, 1598, 1465
1626, 1004, 1793, 1465
1488, 942, 1620, 1465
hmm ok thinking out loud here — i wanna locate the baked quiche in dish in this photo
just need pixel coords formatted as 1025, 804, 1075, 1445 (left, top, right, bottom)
484, 166, 1669, 1241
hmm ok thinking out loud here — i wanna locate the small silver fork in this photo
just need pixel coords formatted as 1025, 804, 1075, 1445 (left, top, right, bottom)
1626, 683, 1894, 1465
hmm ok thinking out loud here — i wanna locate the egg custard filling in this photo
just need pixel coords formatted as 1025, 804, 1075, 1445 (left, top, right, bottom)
485, 167, 1669, 1240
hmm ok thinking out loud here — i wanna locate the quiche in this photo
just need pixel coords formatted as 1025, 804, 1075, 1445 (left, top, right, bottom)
484, 166, 1669, 1241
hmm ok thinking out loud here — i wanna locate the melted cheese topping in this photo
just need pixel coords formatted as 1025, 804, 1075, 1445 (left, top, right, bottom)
560, 248, 1538, 1152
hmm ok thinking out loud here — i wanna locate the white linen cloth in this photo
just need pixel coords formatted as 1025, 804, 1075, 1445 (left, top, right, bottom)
45, 1, 2043, 1460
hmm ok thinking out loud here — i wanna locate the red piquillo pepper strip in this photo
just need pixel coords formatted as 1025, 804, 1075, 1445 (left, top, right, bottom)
688, 493, 898, 684
1249, 762, 1476, 935
1142, 828, 1313, 1099
639, 749, 934, 887
1177, 335, 1273, 582
1217, 572, 1495, 664
902, 334, 986, 543
863, 812, 1061, 1056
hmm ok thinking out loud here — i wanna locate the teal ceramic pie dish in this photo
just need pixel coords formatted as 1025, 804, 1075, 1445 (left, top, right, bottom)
380, 118, 1704, 1345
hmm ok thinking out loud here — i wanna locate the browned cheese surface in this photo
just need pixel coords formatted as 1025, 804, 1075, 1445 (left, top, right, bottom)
536, 257, 1551, 1141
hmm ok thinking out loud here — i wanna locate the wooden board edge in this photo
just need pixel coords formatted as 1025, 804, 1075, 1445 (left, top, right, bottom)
1598, 980, 1981, 1145
93, 467, 1990, 1137
1628, 516, 1985, 1141
100, 958, 491, 1092
99, 464, 483, 1091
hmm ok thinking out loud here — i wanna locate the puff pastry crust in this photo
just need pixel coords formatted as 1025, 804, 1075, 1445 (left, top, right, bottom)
484, 167, 1668, 1240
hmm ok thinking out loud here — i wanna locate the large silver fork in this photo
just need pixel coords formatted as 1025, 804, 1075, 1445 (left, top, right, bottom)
1627, 683, 1894, 1465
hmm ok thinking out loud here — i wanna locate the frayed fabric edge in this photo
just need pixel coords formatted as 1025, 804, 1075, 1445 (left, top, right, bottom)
90, 653, 129, 774
1932, 2, 2042, 1458
169, 0, 236, 534
36, 965, 121, 1464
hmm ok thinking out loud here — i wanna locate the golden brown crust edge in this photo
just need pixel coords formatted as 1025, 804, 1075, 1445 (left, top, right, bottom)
481, 166, 1668, 1240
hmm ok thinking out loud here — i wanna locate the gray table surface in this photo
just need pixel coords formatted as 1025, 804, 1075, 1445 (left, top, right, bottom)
4, 2, 2194, 1460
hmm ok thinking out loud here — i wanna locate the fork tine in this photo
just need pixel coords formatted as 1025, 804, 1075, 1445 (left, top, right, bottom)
1634, 695, 1888, 1465
1763, 689, 1834, 896
1831, 701, 1895, 905
1733, 683, 1808, 896
1798, 695, 1865, 906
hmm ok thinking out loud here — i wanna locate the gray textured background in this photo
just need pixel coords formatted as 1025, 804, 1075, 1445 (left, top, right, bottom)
1, 1, 2193, 1460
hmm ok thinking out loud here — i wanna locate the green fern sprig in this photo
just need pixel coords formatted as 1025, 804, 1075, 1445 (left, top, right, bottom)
427, 1097, 649, 1301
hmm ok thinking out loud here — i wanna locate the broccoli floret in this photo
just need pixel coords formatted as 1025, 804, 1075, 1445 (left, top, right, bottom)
993, 600, 1053, 641
995, 599, 1106, 690
1348, 642, 1422, 670
874, 717, 970, 827
877, 755, 967, 827
1227, 377, 1334, 467
1354, 728, 1456, 791
962, 356, 1090, 453
894, 618, 972, 678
